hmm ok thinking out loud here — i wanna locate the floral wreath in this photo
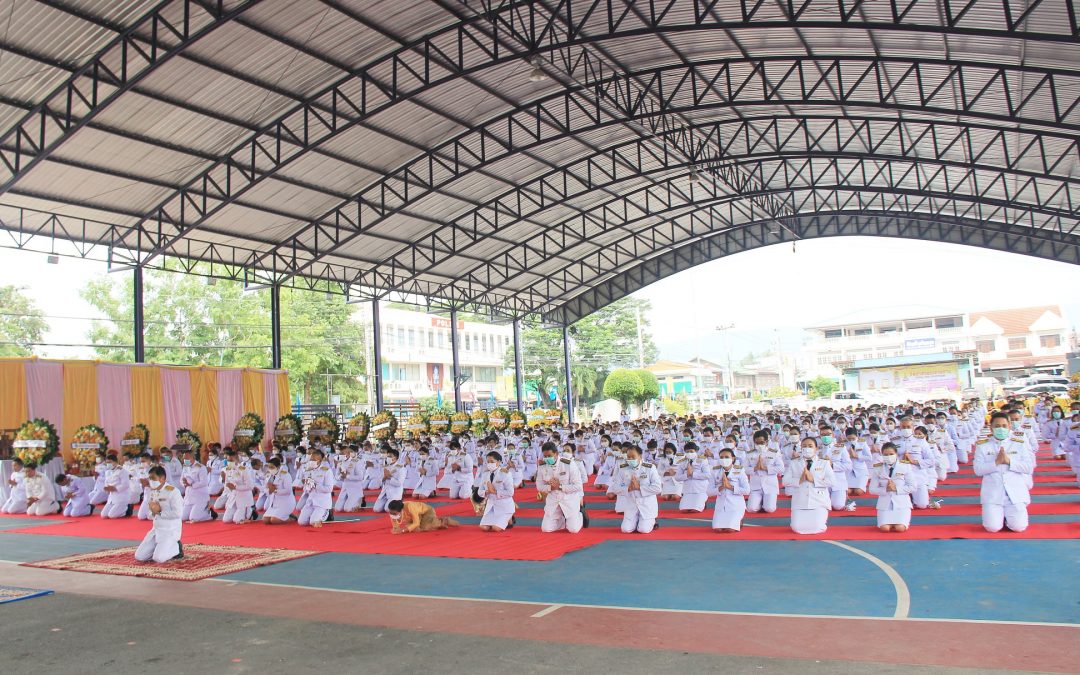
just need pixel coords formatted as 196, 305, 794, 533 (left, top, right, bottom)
488, 407, 510, 431
450, 411, 471, 434
232, 412, 265, 451
308, 413, 339, 445
344, 412, 370, 443
174, 427, 202, 455
13, 418, 59, 466
121, 423, 150, 453
404, 412, 428, 438
470, 408, 489, 433
370, 410, 398, 441
508, 410, 527, 429
71, 424, 109, 476
427, 407, 453, 434
273, 413, 304, 446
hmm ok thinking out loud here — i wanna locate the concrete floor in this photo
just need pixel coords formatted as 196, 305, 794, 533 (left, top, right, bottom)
0, 593, 1043, 675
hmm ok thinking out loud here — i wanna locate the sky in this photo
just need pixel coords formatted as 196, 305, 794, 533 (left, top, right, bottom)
2, 237, 1079, 362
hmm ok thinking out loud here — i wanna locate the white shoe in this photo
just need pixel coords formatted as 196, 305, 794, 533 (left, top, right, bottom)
844, 501, 857, 511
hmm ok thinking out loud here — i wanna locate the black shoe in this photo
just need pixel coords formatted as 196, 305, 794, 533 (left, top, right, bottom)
172, 542, 184, 560
250, 507, 258, 521
88, 505, 95, 516
580, 507, 590, 529
507, 516, 516, 530
361, 497, 367, 508
653, 521, 661, 531
125, 504, 134, 518
209, 508, 218, 520
326, 510, 335, 522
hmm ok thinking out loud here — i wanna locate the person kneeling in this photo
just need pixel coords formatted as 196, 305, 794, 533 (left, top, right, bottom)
710, 449, 749, 533
387, 499, 459, 533
782, 438, 834, 535
135, 466, 184, 564
478, 451, 516, 532
611, 446, 662, 534
869, 443, 915, 533
23, 463, 59, 516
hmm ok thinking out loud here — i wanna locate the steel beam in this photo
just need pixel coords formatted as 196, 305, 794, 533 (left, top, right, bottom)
562, 324, 574, 426
133, 265, 145, 363
513, 318, 524, 412
270, 284, 282, 369
450, 307, 462, 413
371, 300, 384, 410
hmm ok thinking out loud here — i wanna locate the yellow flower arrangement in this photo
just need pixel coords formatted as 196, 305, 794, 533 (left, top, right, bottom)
13, 418, 58, 466
344, 412, 370, 443
508, 410, 526, 429
371, 411, 397, 441
71, 424, 109, 476
450, 411, 471, 434
470, 408, 488, 433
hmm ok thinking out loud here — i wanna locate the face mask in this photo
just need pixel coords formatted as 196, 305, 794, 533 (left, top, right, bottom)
627, 459, 640, 468
95, 458, 103, 465
821, 435, 833, 446
485, 461, 498, 471
685, 452, 697, 460
420, 455, 428, 460
1053, 412, 1062, 419
883, 454, 898, 466
161, 455, 171, 462
149, 479, 163, 490
390, 514, 401, 522
305, 461, 317, 469
718, 457, 734, 468
543, 456, 556, 465
993, 428, 1009, 441
886, 423, 896, 430
801, 447, 816, 459
1011, 420, 1021, 430
900, 428, 913, 438
754, 443, 766, 451
788, 434, 800, 444
182, 459, 191, 466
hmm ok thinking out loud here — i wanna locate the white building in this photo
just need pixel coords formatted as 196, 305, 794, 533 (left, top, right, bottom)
800, 305, 1072, 382
377, 306, 514, 403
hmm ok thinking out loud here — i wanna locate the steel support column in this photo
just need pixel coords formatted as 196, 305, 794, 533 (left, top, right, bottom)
270, 284, 282, 369
562, 324, 574, 426
371, 300, 384, 411
133, 265, 145, 363
512, 318, 524, 412
450, 307, 462, 413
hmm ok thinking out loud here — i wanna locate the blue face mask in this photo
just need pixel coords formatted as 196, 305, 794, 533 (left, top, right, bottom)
992, 428, 1009, 441
628, 459, 640, 468
543, 456, 556, 465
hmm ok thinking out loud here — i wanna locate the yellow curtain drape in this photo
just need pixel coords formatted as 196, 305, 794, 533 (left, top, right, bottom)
276, 372, 291, 418
130, 365, 165, 450
189, 368, 219, 458
0, 360, 29, 430
241, 369, 264, 422
62, 361, 98, 461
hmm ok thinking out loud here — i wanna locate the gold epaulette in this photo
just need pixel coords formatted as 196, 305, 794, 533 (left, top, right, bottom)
165, 484, 175, 491
642, 462, 654, 468
619, 462, 628, 468
976, 438, 989, 445
560, 457, 571, 464
873, 462, 883, 467
900, 458, 913, 464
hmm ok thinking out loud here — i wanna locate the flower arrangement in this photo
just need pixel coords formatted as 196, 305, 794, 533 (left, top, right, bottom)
508, 410, 526, 429
450, 411, 471, 434
470, 408, 488, 433
121, 423, 150, 453
404, 412, 428, 438
427, 407, 454, 434
344, 412, 370, 443
308, 413, 339, 445
371, 410, 397, 441
545, 408, 563, 425
488, 407, 509, 431
13, 418, 58, 466
174, 427, 202, 456
71, 424, 109, 476
273, 413, 304, 446
232, 412, 265, 451
527, 408, 547, 427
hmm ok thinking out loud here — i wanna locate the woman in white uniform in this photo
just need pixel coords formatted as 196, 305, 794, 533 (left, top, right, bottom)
782, 437, 835, 534
676, 442, 711, 512
710, 448, 749, 532
658, 443, 683, 501
478, 451, 516, 532
261, 457, 296, 524
868, 442, 916, 532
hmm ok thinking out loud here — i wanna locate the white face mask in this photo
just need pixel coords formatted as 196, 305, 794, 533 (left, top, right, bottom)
900, 428, 913, 438
485, 461, 498, 471
754, 443, 767, 451
883, 454, 898, 466
718, 457, 734, 468
149, 479, 164, 490
801, 447, 816, 459
685, 452, 697, 460
788, 434, 800, 444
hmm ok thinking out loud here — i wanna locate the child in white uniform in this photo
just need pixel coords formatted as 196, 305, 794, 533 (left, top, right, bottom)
869, 442, 916, 532
710, 449, 749, 532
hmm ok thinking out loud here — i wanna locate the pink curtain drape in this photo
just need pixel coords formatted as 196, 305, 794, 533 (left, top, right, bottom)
25, 360, 63, 427
161, 368, 192, 447
217, 369, 243, 447
96, 364, 132, 450
262, 371, 279, 434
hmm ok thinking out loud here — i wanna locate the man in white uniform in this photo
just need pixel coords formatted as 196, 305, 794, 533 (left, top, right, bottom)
974, 411, 1035, 533
135, 466, 184, 563
536, 442, 584, 533
23, 463, 59, 516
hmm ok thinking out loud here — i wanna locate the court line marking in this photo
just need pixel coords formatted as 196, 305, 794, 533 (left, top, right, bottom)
195, 576, 1079, 628
823, 540, 911, 619
530, 604, 562, 618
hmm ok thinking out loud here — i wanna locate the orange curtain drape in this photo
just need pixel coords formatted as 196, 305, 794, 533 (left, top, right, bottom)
61, 361, 98, 461
241, 369, 265, 422
0, 360, 29, 431
276, 372, 291, 418
189, 368, 219, 457
130, 365, 165, 450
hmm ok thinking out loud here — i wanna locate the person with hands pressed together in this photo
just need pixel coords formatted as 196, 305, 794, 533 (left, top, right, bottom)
869, 442, 916, 532
135, 465, 185, 563
536, 441, 585, 533
782, 437, 835, 534
974, 411, 1035, 533
611, 445, 663, 533
710, 448, 750, 532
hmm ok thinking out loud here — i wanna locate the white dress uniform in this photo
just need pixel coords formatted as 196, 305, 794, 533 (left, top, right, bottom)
1, 469, 27, 513
180, 462, 211, 522
594, 446, 615, 488
537, 457, 584, 533
446, 451, 474, 500
868, 459, 916, 527
413, 456, 439, 497
782, 455, 835, 534
207, 456, 225, 495
844, 440, 873, 492
710, 464, 749, 530
23, 473, 59, 515
61, 474, 92, 516
374, 461, 406, 512
611, 461, 662, 533
744, 447, 783, 513
135, 483, 184, 563
100, 464, 130, 518
334, 454, 366, 512
262, 469, 296, 520
1043, 418, 1069, 456
675, 456, 711, 512
88, 461, 108, 504
974, 433, 1035, 533
893, 436, 932, 508
820, 442, 852, 509
223, 462, 255, 524
478, 465, 516, 529
298, 461, 335, 525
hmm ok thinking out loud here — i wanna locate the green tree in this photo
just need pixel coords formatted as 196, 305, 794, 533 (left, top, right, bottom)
80, 265, 367, 405
603, 369, 644, 409
0, 285, 47, 356
765, 385, 800, 398
632, 369, 660, 404
808, 376, 839, 399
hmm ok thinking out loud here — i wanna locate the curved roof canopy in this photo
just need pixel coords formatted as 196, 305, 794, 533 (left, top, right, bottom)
0, 0, 1077, 324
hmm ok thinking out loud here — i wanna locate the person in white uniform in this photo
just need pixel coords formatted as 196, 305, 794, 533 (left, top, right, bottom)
675, 442, 710, 512
782, 437, 835, 535
56, 473, 92, 517
1, 458, 27, 513
135, 466, 184, 563
334, 446, 366, 512
445, 443, 475, 500
373, 447, 406, 512
100, 454, 131, 518
536, 442, 584, 533
261, 456, 296, 524
744, 431, 784, 513
478, 450, 516, 532
412, 446, 439, 499
610, 446, 662, 533
868, 442, 916, 532
298, 448, 335, 527
23, 463, 59, 516
222, 450, 255, 524
974, 411, 1035, 533
710, 448, 749, 532
179, 449, 212, 523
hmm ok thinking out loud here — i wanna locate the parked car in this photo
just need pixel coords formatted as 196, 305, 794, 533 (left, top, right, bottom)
1012, 383, 1069, 397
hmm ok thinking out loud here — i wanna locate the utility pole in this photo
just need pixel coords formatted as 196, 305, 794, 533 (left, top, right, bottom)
716, 324, 734, 399
635, 305, 645, 368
